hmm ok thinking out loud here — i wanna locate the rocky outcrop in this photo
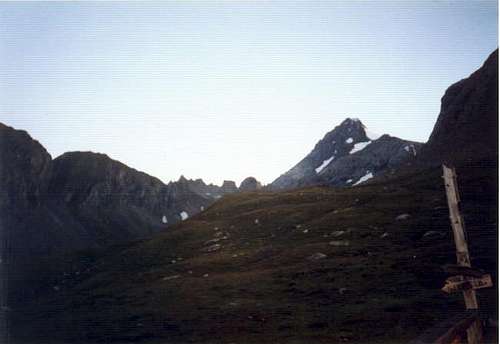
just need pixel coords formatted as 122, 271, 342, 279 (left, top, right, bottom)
220, 180, 239, 194
419, 49, 498, 165
239, 177, 262, 192
269, 118, 422, 190
177, 176, 239, 200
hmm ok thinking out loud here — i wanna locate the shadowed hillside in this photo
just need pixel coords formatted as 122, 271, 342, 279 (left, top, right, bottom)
9, 160, 497, 343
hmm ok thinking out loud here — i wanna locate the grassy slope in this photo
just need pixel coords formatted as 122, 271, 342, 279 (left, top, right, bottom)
11, 163, 497, 344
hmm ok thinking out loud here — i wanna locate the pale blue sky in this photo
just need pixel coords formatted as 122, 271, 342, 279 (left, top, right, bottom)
0, 1, 497, 185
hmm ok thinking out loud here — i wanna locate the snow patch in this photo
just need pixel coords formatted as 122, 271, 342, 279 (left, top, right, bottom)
315, 156, 335, 174
353, 172, 373, 186
346, 179, 353, 184
200, 206, 204, 211
180, 211, 189, 221
162, 215, 168, 224
404, 145, 417, 156
345, 137, 353, 144
350, 141, 372, 154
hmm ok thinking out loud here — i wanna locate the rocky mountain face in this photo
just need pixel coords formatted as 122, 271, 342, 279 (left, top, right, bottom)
269, 118, 422, 190
221, 180, 239, 194
177, 176, 239, 200
239, 177, 262, 192
181, 176, 264, 196
419, 49, 498, 165
48, 152, 212, 242
0, 124, 222, 264
0, 123, 52, 209
0, 125, 89, 272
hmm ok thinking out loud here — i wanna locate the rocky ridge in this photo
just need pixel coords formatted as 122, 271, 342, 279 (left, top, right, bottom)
0, 125, 233, 263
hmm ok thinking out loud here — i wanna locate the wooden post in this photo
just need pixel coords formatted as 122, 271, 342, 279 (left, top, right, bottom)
442, 165, 482, 344
443, 165, 478, 309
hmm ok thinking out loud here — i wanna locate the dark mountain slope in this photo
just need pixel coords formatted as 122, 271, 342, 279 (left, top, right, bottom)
0, 122, 52, 208
419, 49, 498, 165
0, 124, 219, 276
48, 151, 211, 243
270, 118, 422, 190
0, 124, 90, 262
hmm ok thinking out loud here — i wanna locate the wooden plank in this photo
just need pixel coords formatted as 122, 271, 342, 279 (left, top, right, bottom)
409, 310, 479, 344
467, 318, 482, 344
442, 265, 485, 278
442, 165, 479, 310
442, 274, 493, 293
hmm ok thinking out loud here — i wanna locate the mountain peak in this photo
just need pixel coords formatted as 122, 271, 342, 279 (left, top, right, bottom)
340, 117, 364, 129
178, 175, 189, 183
269, 117, 422, 190
342, 117, 362, 124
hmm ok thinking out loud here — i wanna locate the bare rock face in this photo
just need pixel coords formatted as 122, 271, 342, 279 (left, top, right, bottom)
239, 177, 262, 192
419, 49, 498, 165
269, 118, 422, 190
0, 123, 52, 209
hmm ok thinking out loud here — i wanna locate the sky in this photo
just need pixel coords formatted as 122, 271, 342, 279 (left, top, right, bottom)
0, 1, 497, 185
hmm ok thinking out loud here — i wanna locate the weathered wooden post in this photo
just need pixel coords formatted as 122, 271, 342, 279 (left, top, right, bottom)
409, 167, 493, 344
442, 165, 478, 309
441, 165, 493, 344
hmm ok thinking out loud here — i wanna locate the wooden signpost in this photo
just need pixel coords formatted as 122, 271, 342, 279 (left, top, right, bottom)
441, 165, 493, 344
410, 166, 493, 344
441, 274, 492, 294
